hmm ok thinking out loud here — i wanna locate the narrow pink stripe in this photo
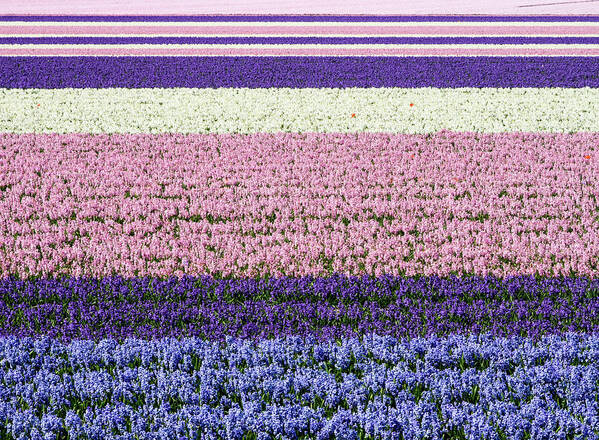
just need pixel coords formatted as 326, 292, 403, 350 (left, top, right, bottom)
3, 0, 598, 15
3, 25, 599, 36
2, 47, 599, 56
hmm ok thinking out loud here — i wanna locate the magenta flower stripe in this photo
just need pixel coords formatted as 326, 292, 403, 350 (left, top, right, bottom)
1, 131, 597, 279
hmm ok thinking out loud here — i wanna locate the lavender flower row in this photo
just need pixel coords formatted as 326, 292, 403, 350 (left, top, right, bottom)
0, 333, 597, 439
3, 57, 599, 88
1, 274, 598, 342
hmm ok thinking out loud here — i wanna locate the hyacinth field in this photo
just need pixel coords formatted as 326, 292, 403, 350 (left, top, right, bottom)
1, 13, 599, 440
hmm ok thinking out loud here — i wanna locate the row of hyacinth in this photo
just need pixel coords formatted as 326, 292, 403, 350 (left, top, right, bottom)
0, 333, 598, 440
2, 89, 599, 133
0, 275, 597, 342
3, 16, 599, 438
1, 56, 599, 88
0, 131, 597, 279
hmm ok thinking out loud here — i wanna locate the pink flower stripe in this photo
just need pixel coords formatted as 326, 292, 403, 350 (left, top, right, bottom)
2, 0, 597, 14
3, 46, 599, 57
3, 25, 598, 36
1, 131, 597, 279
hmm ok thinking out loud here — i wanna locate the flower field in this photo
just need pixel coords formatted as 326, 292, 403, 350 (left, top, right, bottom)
1, 13, 599, 440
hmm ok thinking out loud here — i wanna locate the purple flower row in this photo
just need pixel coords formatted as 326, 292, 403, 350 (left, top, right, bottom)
1, 274, 598, 342
0, 333, 597, 439
2, 57, 599, 88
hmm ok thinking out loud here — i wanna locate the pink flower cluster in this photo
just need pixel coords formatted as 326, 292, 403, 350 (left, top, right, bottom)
1, 131, 597, 278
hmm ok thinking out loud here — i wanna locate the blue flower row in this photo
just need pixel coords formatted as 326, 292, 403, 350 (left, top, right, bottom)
0, 333, 597, 439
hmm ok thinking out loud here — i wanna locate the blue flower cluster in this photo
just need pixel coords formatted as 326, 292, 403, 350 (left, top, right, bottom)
0, 333, 597, 439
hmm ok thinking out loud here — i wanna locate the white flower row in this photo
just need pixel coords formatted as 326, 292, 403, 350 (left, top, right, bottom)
1, 87, 598, 133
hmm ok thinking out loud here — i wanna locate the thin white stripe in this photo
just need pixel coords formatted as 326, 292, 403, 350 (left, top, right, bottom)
1, 21, 598, 27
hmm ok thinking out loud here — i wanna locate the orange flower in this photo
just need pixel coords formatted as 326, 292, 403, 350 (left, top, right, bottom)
409, 103, 414, 107
585, 155, 591, 159
351, 113, 356, 118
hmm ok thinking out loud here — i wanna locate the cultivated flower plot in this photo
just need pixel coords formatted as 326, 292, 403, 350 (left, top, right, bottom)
1, 57, 599, 88
0, 132, 596, 279
1, 13, 599, 440
0, 334, 598, 439
2, 88, 599, 133
0, 275, 598, 341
